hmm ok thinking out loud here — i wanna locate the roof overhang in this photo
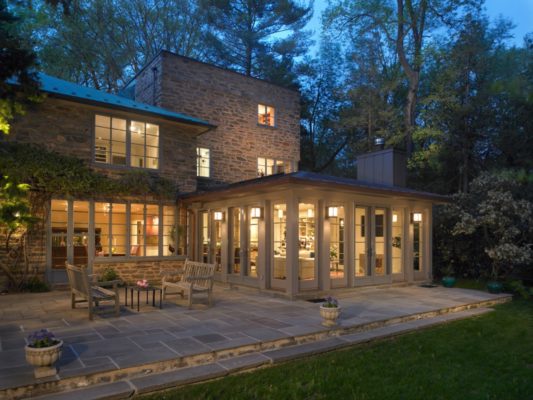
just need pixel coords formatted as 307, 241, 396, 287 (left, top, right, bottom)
180, 172, 450, 204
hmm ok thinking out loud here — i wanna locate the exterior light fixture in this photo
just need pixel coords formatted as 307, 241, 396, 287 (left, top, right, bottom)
251, 207, 263, 219
307, 208, 314, 218
214, 211, 224, 221
277, 208, 284, 219
392, 213, 398, 223
327, 206, 338, 218
411, 212, 422, 223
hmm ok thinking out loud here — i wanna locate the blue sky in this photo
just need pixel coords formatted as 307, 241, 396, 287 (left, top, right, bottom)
307, 0, 532, 46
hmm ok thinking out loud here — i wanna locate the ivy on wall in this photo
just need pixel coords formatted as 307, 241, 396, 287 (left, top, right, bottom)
0, 141, 179, 290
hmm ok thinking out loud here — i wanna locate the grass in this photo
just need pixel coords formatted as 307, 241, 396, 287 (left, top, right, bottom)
140, 299, 533, 400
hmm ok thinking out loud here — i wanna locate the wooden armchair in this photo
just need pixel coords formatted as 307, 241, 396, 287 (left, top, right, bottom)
65, 263, 120, 320
161, 260, 215, 308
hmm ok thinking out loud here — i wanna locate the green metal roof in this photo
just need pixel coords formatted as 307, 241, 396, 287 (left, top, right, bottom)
35, 73, 214, 128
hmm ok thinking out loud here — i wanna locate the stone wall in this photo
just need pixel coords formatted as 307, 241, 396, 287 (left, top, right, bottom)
93, 259, 185, 285
134, 51, 301, 186
6, 97, 199, 193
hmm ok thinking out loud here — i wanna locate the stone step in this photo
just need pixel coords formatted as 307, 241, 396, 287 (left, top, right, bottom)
31, 381, 134, 400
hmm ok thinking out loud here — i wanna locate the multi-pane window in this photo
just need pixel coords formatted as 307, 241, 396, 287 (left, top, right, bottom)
258, 104, 275, 126
94, 115, 159, 169
257, 157, 286, 176
197, 147, 210, 177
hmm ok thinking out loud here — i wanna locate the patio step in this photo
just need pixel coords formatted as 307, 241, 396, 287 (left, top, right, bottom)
128, 307, 493, 397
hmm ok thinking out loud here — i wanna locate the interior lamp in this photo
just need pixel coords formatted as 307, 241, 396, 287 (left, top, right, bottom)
277, 208, 284, 219
392, 213, 398, 223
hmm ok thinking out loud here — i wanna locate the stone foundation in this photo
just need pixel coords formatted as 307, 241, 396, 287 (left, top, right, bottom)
93, 259, 185, 285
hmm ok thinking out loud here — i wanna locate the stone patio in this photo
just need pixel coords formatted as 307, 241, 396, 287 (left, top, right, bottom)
0, 284, 511, 399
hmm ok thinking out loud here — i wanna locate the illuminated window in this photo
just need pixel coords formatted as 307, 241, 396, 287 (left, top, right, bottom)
257, 157, 286, 176
258, 104, 275, 126
94, 115, 159, 169
197, 147, 210, 177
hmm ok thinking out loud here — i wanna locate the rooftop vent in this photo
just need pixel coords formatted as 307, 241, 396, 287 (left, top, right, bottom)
357, 148, 406, 187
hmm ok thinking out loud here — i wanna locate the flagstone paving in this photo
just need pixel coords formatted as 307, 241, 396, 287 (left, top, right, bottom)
0, 284, 510, 399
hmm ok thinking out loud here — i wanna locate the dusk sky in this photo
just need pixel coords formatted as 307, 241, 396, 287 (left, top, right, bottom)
308, 0, 533, 47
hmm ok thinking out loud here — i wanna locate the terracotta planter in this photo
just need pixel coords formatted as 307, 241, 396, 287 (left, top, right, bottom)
320, 305, 341, 327
25, 340, 63, 378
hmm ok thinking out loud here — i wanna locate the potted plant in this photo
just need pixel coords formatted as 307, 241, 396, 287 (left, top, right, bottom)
441, 264, 456, 288
320, 296, 341, 327
25, 329, 63, 378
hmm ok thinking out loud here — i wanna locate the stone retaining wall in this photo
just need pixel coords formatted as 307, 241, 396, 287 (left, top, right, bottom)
93, 259, 186, 285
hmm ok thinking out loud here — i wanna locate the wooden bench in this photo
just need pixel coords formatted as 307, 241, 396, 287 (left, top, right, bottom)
66, 263, 120, 320
161, 260, 215, 308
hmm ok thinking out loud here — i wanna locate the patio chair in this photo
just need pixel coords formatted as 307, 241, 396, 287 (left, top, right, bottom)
65, 262, 120, 320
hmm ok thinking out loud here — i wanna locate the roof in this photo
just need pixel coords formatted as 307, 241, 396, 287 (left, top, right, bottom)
26, 73, 216, 129
180, 171, 450, 203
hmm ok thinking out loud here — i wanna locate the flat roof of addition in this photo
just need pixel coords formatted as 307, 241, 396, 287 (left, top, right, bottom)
180, 171, 450, 203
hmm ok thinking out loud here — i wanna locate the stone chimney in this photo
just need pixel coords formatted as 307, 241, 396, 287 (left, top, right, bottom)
357, 146, 407, 187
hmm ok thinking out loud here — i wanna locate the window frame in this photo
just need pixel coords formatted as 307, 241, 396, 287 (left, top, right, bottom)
197, 147, 211, 178
257, 157, 287, 177
93, 113, 160, 170
257, 104, 276, 127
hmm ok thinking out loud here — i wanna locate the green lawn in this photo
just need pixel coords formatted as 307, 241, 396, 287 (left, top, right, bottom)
141, 300, 533, 400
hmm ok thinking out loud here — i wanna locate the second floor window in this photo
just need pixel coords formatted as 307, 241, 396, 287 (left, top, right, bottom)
197, 147, 210, 177
258, 157, 286, 176
258, 104, 275, 126
94, 115, 159, 169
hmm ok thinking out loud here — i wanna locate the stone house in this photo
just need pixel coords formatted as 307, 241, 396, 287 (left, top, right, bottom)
4, 51, 445, 297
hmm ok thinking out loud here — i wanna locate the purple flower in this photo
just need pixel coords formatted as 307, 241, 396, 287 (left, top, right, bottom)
323, 296, 338, 308
27, 329, 59, 348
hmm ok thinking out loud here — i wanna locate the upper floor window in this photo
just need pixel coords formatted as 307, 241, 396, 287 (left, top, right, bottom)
197, 147, 210, 177
258, 104, 275, 127
94, 115, 159, 169
258, 157, 285, 176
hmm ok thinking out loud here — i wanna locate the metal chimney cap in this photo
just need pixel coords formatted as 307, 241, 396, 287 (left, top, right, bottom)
374, 137, 385, 146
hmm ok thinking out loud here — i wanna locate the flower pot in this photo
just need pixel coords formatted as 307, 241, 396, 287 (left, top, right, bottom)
25, 340, 63, 378
487, 281, 503, 294
442, 276, 456, 288
320, 305, 341, 327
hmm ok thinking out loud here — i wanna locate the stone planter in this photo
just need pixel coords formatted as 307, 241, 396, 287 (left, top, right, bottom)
25, 340, 63, 378
442, 276, 456, 288
320, 305, 341, 327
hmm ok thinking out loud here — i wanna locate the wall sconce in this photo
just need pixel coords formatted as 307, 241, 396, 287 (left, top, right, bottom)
277, 208, 284, 219
307, 208, 315, 218
251, 207, 263, 219
214, 211, 224, 221
392, 213, 398, 223
411, 212, 422, 223
326, 206, 338, 218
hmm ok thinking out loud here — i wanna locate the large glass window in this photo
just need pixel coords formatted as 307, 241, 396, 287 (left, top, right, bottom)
392, 209, 403, 274
258, 104, 275, 126
298, 203, 315, 281
163, 206, 176, 256
374, 208, 386, 276
247, 207, 259, 277
257, 157, 286, 176
94, 115, 158, 169
273, 203, 287, 280
200, 211, 209, 263
355, 207, 367, 277
213, 214, 222, 272
413, 213, 424, 271
329, 206, 345, 279
51, 200, 68, 268
197, 147, 210, 177
231, 208, 241, 274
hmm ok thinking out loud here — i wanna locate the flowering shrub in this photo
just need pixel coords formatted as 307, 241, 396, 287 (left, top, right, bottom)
136, 279, 149, 288
322, 296, 338, 308
27, 329, 59, 348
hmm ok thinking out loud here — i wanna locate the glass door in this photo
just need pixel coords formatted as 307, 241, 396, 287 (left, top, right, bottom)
329, 206, 346, 286
50, 200, 90, 283
298, 202, 317, 289
272, 203, 287, 289
245, 207, 259, 278
229, 208, 241, 274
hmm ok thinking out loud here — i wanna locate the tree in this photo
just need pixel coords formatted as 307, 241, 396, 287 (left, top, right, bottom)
0, 0, 40, 134
201, 0, 312, 79
325, 0, 480, 156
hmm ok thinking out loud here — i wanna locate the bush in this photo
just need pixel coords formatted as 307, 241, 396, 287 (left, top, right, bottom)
22, 276, 49, 292
100, 267, 119, 282
503, 280, 530, 299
